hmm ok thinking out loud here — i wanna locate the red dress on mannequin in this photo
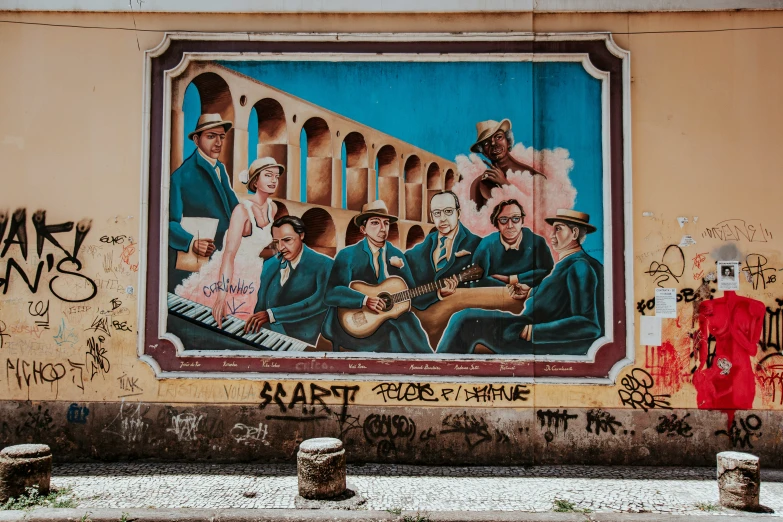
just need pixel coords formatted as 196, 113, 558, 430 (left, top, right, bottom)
693, 291, 765, 411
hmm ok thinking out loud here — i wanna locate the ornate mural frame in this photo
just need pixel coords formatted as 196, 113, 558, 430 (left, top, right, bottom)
137, 32, 633, 383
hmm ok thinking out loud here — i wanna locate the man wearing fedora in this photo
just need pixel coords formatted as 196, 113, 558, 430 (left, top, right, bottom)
322, 200, 456, 353
405, 190, 481, 309
168, 113, 239, 291
469, 118, 545, 210
436, 209, 604, 356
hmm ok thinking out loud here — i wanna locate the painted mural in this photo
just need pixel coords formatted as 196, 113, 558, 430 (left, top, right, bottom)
148, 36, 629, 379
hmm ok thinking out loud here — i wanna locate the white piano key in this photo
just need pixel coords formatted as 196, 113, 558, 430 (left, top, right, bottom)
219, 317, 238, 330
171, 299, 191, 311
182, 307, 202, 318
193, 309, 212, 321
241, 331, 264, 342
224, 321, 246, 335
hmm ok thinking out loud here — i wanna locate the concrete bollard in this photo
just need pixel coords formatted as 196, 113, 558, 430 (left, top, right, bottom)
0, 444, 52, 502
297, 437, 346, 500
717, 451, 760, 510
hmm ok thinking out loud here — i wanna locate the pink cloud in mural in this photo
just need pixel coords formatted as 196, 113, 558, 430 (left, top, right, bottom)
452, 143, 578, 247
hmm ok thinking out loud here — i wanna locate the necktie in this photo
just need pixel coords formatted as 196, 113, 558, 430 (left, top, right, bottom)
214, 165, 221, 183
373, 248, 386, 282
435, 236, 449, 272
279, 260, 290, 287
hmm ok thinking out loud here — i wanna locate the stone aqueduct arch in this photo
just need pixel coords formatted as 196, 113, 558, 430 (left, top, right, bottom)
170, 62, 458, 254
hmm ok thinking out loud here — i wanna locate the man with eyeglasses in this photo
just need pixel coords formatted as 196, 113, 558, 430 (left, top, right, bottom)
437, 209, 603, 356
405, 191, 481, 310
243, 215, 333, 346
473, 199, 553, 289
168, 113, 239, 291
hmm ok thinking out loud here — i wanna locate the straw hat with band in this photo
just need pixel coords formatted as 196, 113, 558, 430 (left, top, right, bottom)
353, 200, 398, 227
188, 113, 233, 140
239, 157, 286, 187
544, 209, 597, 234
470, 119, 511, 154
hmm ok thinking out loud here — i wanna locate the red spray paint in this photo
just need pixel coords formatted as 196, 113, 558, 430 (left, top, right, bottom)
646, 341, 688, 395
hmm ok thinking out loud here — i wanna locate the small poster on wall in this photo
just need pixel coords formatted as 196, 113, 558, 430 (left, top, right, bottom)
717, 261, 740, 291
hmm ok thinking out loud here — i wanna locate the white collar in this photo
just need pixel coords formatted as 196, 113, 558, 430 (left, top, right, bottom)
500, 230, 523, 251
287, 248, 304, 270
197, 148, 218, 167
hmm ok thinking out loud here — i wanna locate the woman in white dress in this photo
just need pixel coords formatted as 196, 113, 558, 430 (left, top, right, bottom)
175, 157, 283, 324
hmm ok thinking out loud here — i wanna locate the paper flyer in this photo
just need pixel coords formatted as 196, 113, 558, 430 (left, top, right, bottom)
655, 287, 677, 318
717, 261, 740, 291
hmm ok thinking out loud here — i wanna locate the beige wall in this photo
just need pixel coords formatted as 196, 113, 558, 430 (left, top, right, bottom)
1, 11, 782, 413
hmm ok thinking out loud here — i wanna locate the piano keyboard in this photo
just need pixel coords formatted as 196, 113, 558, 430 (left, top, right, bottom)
167, 293, 310, 352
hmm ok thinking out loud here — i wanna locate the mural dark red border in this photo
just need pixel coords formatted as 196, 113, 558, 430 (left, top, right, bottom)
142, 34, 629, 380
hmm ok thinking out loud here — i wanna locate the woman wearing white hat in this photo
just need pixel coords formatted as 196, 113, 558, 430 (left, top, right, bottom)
176, 157, 285, 326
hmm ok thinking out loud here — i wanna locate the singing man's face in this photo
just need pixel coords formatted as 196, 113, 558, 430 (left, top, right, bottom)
482, 130, 509, 162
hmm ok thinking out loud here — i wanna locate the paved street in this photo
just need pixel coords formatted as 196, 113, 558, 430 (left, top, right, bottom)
50, 463, 783, 515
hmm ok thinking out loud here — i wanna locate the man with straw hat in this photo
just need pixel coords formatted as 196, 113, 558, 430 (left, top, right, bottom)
168, 113, 238, 291
469, 118, 545, 210
436, 209, 604, 356
322, 200, 451, 353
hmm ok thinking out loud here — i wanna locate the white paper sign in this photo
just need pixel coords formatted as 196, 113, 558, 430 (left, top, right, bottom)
640, 316, 662, 346
655, 288, 677, 318
717, 261, 740, 291
679, 235, 697, 247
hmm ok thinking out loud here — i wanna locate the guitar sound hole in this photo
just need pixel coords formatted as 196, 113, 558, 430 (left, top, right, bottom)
377, 292, 394, 312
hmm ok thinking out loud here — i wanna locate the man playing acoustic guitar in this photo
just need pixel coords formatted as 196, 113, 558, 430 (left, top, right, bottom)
321, 200, 458, 353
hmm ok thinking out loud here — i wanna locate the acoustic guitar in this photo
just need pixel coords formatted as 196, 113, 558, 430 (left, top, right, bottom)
337, 264, 484, 338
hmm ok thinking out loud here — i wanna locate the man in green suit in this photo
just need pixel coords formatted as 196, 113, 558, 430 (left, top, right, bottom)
473, 199, 554, 288
322, 200, 457, 353
243, 216, 333, 346
168, 113, 239, 291
405, 190, 481, 310
436, 209, 604, 356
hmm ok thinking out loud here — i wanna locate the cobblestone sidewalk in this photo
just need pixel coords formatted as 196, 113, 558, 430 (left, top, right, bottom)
50, 463, 783, 515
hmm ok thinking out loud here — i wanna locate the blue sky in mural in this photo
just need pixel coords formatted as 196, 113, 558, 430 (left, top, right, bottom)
183, 60, 603, 261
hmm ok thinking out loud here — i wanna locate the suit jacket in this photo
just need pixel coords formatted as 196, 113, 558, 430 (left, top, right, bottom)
253, 245, 333, 346
405, 223, 482, 309
168, 150, 240, 291
473, 230, 554, 288
510, 249, 604, 349
322, 239, 431, 353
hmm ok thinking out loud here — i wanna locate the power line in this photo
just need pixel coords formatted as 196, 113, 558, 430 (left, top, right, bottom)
1, 18, 783, 36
